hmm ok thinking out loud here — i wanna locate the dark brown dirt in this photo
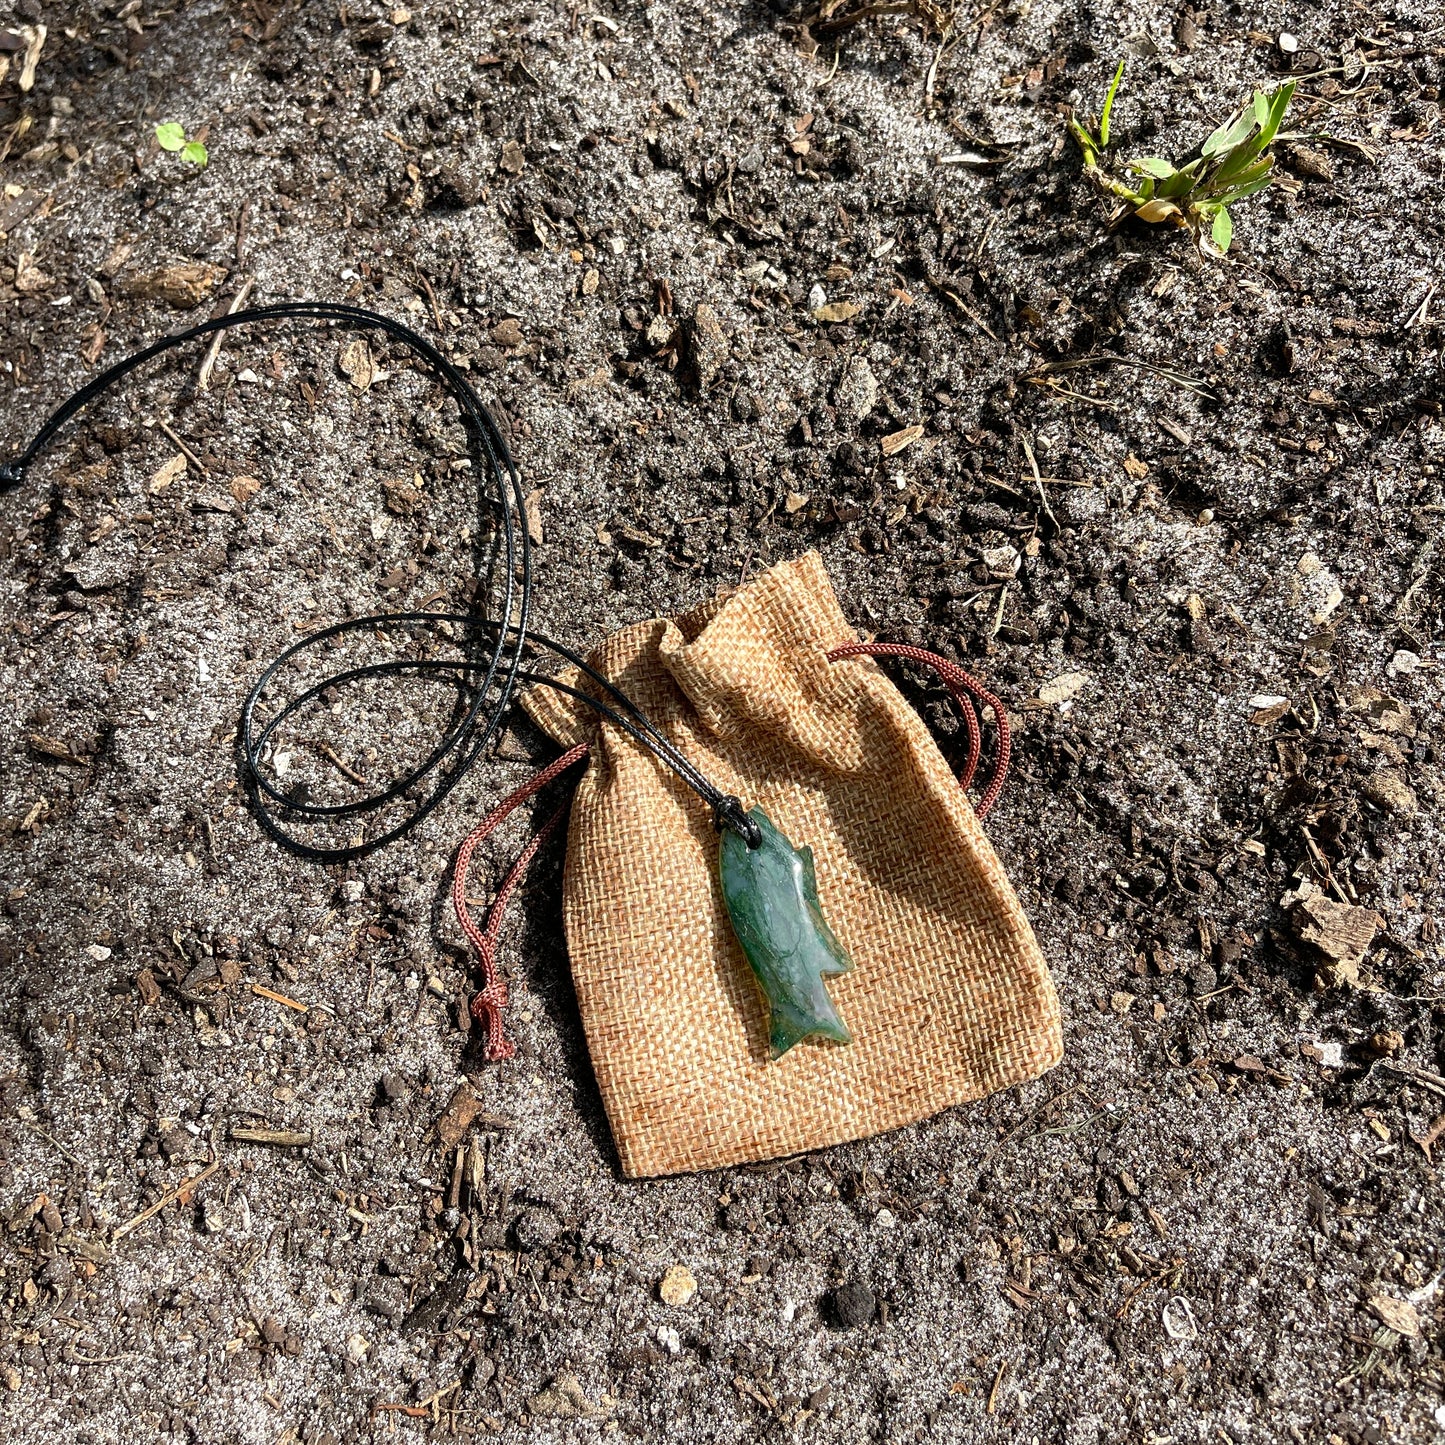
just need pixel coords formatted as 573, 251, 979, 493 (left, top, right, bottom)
1, 2, 1443, 1442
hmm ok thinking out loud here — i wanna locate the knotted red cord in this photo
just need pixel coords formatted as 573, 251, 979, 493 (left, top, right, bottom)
825, 642, 1011, 819
452, 645, 1009, 1062
452, 743, 589, 1061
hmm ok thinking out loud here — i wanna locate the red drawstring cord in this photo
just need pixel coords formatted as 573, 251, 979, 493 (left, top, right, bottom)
452, 743, 589, 1062
825, 642, 1011, 819
451, 645, 1008, 1062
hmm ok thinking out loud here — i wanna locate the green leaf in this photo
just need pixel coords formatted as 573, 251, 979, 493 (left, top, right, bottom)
1210, 155, 1275, 202
1253, 90, 1271, 130
181, 141, 208, 167
1068, 115, 1100, 165
1201, 105, 1256, 160
1215, 170, 1275, 204
1099, 58, 1125, 147
1211, 205, 1234, 253
1131, 156, 1176, 179
1257, 82, 1295, 145
1212, 141, 1268, 187
1228, 154, 1273, 186
155, 122, 187, 152
1157, 159, 1204, 199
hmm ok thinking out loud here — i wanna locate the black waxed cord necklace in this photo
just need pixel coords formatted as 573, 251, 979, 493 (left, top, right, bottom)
2, 303, 761, 858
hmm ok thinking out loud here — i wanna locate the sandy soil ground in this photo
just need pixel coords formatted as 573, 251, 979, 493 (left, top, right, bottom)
1, 0, 1443, 1441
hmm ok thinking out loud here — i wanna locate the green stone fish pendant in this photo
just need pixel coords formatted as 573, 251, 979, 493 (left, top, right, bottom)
718, 807, 854, 1061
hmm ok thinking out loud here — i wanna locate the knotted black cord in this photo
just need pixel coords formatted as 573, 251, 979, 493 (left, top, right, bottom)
3, 303, 761, 858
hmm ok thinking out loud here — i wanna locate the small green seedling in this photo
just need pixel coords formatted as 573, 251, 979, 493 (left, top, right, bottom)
155, 122, 208, 168
1068, 62, 1294, 256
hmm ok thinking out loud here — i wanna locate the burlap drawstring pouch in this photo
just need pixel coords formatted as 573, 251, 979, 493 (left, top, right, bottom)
470, 550, 1061, 1178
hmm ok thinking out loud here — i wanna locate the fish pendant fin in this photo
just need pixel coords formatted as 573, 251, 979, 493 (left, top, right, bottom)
798, 844, 819, 895
796, 844, 850, 976
769, 994, 853, 1061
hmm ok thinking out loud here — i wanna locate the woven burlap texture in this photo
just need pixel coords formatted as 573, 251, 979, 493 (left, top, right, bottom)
521, 551, 1061, 1178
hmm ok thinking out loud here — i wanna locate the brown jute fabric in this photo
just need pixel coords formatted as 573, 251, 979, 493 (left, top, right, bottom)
521, 551, 1062, 1178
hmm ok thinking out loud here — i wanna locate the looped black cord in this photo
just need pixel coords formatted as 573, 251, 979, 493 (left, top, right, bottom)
4, 303, 760, 856
712, 796, 763, 849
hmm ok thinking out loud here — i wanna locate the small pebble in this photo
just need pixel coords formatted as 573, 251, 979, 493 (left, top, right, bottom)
830, 1279, 876, 1329
659, 1263, 697, 1307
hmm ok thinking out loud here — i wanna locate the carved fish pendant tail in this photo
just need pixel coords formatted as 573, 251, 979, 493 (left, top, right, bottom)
718, 807, 853, 1061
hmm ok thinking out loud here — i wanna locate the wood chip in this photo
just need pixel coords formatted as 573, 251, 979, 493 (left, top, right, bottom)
524, 488, 545, 545
1281, 880, 1383, 988
1037, 671, 1089, 706
0, 188, 49, 234
14, 251, 51, 293
812, 300, 861, 324
528, 1372, 611, 1421
338, 337, 374, 390
1367, 1294, 1420, 1338
436, 1082, 482, 1153
1361, 768, 1417, 817
1331, 316, 1388, 338
1250, 696, 1291, 726
148, 453, 187, 495
1410, 1114, 1445, 1163
684, 302, 728, 388
99, 241, 133, 278
250, 983, 308, 1012
27, 733, 81, 764
230, 1126, 313, 1148
880, 425, 923, 456
17, 23, 45, 92
118, 262, 225, 308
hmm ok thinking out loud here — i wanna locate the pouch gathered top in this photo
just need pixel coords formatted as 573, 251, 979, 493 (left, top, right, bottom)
520, 551, 1062, 1178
